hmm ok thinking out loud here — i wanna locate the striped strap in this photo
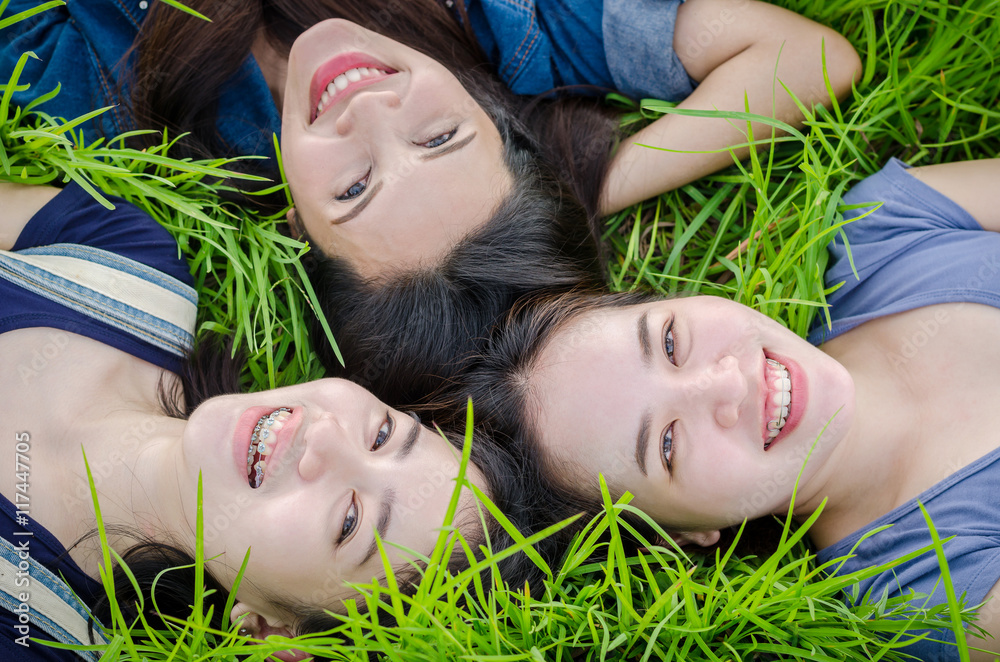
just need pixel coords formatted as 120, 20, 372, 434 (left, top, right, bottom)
0, 535, 106, 661
0, 243, 196, 357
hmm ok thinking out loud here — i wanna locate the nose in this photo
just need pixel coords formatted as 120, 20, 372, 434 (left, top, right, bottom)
335, 88, 403, 136
683, 354, 748, 428
297, 412, 352, 482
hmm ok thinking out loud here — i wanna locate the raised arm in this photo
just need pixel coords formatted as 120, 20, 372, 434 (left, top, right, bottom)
0, 183, 60, 250
907, 160, 1000, 232
600, 0, 861, 215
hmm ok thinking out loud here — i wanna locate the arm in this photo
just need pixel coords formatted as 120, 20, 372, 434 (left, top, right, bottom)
600, 0, 861, 215
907, 160, 1000, 232
0, 183, 60, 250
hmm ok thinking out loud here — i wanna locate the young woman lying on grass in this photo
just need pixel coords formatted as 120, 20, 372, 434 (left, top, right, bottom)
443, 158, 1000, 661
0, 0, 860, 403
0, 182, 538, 662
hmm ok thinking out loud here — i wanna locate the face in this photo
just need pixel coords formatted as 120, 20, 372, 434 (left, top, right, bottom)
281, 19, 512, 278
176, 378, 485, 620
530, 296, 855, 534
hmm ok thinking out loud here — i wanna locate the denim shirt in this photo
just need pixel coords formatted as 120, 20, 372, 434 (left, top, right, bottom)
0, 0, 280, 157
464, 0, 695, 100
0, 0, 692, 156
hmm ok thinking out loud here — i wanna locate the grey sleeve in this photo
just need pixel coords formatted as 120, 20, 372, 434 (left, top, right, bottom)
603, 0, 696, 101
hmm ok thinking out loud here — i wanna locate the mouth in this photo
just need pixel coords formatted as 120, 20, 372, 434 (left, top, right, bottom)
309, 52, 396, 123
247, 408, 292, 488
762, 356, 791, 451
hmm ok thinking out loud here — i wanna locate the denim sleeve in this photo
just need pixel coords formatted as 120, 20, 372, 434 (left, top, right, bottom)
602, 0, 696, 101
0, 0, 139, 142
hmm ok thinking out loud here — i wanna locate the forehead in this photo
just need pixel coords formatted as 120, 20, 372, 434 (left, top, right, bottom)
529, 305, 647, 487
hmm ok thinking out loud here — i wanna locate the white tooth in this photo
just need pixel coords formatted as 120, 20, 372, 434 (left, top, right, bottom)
780, 377, 790, 391
357, 67, 370, 76
334, 74, 349, 90
768, 428, 780, 438
346, 68, 362, 82
780, 392, 790, 406
767, 420, 780, 431
321, 90, 330, 105
771, 392, 784, 406
781, 405, 789, 419
316, 102, 325, 115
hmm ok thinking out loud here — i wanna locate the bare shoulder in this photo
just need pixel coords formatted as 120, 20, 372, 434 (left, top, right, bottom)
967, 580, 1000, 661
0, 183, 60, 250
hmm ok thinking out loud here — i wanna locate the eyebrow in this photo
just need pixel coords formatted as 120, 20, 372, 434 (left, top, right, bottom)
634, 309, 653, 476
419, 132, 476, 162
635, 411, 651, 477
395, 414, 422, 461
331, 180, 384, 225
637, 310, 652, 367
360, 488, 396, 567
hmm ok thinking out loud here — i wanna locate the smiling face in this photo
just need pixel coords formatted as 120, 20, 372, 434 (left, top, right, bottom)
528, 296, 855, 534
177, 378, 485, 623
281, 19, 512, 278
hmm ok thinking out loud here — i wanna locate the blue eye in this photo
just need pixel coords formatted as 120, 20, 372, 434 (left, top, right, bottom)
336, 170, 370, 201
419, 129, 456, 149
372, 415, 393, 451
664, 319, 676, 363
340, 498, 358, 543
662, 423, 674, 472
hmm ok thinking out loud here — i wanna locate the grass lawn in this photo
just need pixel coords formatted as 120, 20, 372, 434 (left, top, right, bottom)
2, 0, 999, 659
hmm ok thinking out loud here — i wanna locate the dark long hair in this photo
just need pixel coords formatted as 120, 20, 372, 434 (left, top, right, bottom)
90, 336, 553, 645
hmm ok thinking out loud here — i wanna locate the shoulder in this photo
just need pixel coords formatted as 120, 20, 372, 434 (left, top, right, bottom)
12, 183, 192, 288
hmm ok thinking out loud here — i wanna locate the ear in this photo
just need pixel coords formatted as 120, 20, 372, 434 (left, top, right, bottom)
285, 207, 303, 237
231, 602, 310, 662
668, 529, 721, 548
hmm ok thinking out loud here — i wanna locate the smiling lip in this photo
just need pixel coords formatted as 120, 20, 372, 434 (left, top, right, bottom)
309, 52, 395, 123
760, 351, 807, 450
233, 406, 303, 486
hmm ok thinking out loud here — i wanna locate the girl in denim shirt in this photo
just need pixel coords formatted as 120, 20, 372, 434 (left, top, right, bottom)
1, 0, 859, 406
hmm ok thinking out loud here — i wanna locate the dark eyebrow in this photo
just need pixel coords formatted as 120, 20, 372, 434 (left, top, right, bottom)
635, 411, 651, 477
331, 179, 384, 225
360, 488, 396, 567
637, 310, 652, 367
419, 132, 476, 162
395, 413, 422, 461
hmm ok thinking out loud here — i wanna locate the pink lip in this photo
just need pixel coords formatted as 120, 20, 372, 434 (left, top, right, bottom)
760, 351, 807, 451
309, 52, 395, 123
233, 406, 303, 486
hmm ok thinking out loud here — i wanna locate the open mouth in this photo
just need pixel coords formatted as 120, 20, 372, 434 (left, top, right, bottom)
763, 357, 791, 450
247, 408, 292, 488
309, 53, 396, 123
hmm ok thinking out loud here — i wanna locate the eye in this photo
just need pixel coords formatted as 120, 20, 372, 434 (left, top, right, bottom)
664, 318, 676, 364
335, 169, 370, 201
339, 496, 358, 543
662, 422, 675, 473
372, 414, 394, 451
418, 128, 457, 149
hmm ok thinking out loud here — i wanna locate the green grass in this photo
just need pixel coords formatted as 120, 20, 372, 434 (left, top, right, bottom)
2, 0, 999, 659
